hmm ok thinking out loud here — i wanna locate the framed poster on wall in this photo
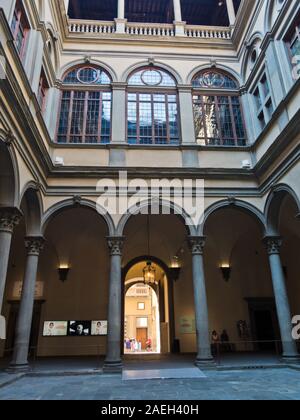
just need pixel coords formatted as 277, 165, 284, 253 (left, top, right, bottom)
68, 321, 91, 336
43, 321, 68, 337
91, 321, 108, 336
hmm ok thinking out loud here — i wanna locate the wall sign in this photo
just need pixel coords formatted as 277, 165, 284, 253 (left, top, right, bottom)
179, 317, 196, 334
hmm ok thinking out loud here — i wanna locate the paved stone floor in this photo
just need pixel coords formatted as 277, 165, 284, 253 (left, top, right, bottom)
0, 368, 300, 400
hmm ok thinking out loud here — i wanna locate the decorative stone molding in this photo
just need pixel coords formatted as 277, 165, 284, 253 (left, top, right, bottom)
4, 130, 15, 146
209, 59, 217, 68
263, 236, 282, 255
73, 195, 82, 206
0, 208, 22, 233
188, 236, 206, 255
25, 236, 45, 256
228, 196, 236, 205
32, 181, 42, 192
107, 236, 125, 256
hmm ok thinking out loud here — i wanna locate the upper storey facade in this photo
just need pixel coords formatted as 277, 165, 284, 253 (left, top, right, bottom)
0, 0, 299, 190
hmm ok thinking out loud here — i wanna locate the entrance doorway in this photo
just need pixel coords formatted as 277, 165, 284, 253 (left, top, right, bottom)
124, 283, 161, 354
123, 259, 172, 355
246, 298, 280, 352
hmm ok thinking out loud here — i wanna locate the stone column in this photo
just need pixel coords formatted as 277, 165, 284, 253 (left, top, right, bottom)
117, 0, 125, 19
115, 0, 127, 33
103, 237, 125, 372
264, 236, 299, 361
0, 208, 22, 313
64, 0, 70, 16
226, 0, 236, 26
10, 237, 44, 370
173, 0, 182, 22
188, 236, 214, 366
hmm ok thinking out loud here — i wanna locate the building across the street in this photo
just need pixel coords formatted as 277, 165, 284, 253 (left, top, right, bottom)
0, 0, 299, 372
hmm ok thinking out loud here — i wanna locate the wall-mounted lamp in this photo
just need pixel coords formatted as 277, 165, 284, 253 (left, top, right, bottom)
58, 265, 70, 282
220, 264, 231, 282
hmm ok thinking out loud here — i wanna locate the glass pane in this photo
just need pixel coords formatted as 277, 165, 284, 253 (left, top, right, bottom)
168, 102, 179, 139
154, 101, 167, 141
217, 96, 234, 142
260, 75, 270, 98
202, 96, 220, 145
193, 71, 238, 89
193, 97, 206, 145
64, 66, 111, 85
128, 101, 137, 137
139, 102, 152, 139
101, 99, 111, 139
290, 38, 300, 61
85, 92, 100, 142
57, 93, 71, 142
128, 69, 176, 87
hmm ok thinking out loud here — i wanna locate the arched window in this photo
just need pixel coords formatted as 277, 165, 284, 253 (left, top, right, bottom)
57, 65, 112, 144
192, 70, 246, 146
127, 67, 180, 145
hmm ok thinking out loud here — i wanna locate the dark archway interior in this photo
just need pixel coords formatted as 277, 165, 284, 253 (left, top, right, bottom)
0, 142, 15, 207
20, 189, 42, 236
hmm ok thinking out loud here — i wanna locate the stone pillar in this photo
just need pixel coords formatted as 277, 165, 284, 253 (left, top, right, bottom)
0, 208, 22, 313
188, 236, 214, 366
111, 83, 127, 146
117, 0, 125, 19
115, 0, 127, 33
173, 0, 182, 22
226, 0, 236, 26
110, 83, 127, 167
178, 85, 199, 168
264, 236, 299, 361
64, 0, 70, 16
103, 237, 125, 372
10, 237, 44, 370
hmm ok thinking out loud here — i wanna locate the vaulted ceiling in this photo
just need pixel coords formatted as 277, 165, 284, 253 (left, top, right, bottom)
68, 0, 242, 26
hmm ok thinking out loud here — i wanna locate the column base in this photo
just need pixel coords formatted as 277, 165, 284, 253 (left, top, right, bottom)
195, 358, 216, 369
103, 360, 123, 373
281, 355, 300, 364
7, 363, 30, 373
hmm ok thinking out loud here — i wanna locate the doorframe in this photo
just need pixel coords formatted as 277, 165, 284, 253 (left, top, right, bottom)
245, 297, 280, 351
121, 255, 180, 355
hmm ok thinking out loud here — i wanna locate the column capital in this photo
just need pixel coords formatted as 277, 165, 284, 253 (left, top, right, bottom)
107, 236, 125, 256
0, 207, 22, 233
25, 236, 45, 256
188, 236, 206, 255
263, 236, 282, 255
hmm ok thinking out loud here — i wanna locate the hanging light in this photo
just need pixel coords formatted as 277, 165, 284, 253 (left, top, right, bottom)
143, 261, 156, 285
143, 215, 157, 285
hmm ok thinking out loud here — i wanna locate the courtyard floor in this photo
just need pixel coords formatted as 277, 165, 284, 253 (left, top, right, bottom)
0, 354, 300, 400
0, 367, 300, 400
